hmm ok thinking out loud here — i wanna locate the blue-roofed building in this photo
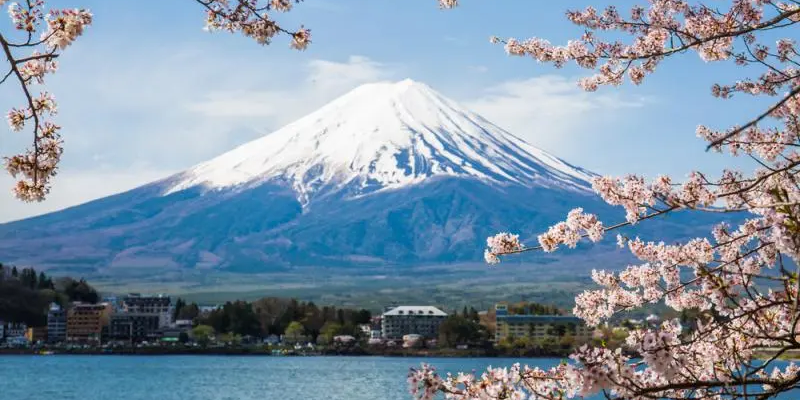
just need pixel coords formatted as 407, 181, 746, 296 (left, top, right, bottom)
494, 303, 593, 343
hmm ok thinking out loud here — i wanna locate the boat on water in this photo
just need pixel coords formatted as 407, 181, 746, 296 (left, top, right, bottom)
39, 351, 54, 355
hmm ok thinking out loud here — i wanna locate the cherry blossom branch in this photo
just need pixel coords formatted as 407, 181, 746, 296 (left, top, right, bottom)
706, 85, 800, 150
0, 32, 43, 191
417, 2, 800, 400
193, 0, 311, 49
486, 206, 678, 261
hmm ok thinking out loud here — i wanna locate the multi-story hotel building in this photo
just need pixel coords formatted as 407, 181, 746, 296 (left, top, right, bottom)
47, 303, 67, 343
66, 302, 113, 343
381, 306, 448, 339
494, 303, 593, 343
122, 294, 173, 328
110, 314, 161, 343
25, 326, 48, 343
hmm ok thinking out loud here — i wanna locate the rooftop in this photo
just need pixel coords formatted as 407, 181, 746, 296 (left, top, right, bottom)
382, 306, 447, 317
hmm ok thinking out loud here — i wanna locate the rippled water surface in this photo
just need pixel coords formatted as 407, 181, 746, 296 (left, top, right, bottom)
1, 355, 796, 399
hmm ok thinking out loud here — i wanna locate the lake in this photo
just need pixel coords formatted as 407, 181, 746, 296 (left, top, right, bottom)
1, 355, 796, 399
1, 355, 572, 399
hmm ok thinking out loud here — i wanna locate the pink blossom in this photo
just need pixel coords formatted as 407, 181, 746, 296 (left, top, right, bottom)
424, 2, 800, 399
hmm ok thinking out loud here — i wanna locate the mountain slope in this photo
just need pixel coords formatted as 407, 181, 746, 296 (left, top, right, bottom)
0, 79, 721, 285
166, 79, 595, 204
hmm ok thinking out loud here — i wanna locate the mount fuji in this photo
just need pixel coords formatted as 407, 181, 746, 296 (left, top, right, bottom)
0, 79, 716, 290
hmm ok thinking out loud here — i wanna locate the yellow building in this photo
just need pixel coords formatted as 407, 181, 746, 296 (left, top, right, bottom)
25, 326, 47, 343
494, 304, 592, 343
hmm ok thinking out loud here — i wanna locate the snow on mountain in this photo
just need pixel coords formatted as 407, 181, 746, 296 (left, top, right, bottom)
166, 79, 595, 205
1, 78, 719, 285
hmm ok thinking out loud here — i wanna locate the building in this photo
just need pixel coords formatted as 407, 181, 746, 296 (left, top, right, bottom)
122, 294, 174, 328
333, 335, 356, 344
109, 314, 161, 343
47, 303, 67, 343
6, 336, 29, 347
25, 326, 47, 344
174, 319, 193, 330
3, 322, 28, 347
0, 320, 4, 341
5, 322, 27, 339
402, 334, 423, 348
494, 304, 592, 343
381, 306, 447, 339
263, 334, 280, 345
358, 324, 371, 337
67, 302, 113, 343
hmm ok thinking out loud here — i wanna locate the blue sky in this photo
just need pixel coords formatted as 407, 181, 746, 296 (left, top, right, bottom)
0, 0, 759, 221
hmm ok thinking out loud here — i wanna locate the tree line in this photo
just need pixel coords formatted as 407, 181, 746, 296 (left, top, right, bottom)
174, 297, 373, 344
0, 263, 100, 326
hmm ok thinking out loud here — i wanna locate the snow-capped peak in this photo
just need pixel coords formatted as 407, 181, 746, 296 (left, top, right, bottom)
166, 79, 595, 204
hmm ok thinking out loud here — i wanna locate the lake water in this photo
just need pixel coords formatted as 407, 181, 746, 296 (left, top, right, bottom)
2, 355, 572, 400
1, 355, 797, 400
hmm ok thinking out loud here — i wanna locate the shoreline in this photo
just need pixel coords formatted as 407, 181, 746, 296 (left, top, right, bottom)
0, 347, 569, 358
4, 347, 797, 361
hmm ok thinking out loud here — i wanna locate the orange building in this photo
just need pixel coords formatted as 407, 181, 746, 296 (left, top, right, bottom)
67, 303, 113, 343
25, 326, 48, 343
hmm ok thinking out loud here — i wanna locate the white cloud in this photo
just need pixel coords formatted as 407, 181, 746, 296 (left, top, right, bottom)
187, 55, 397, 126
463, 75, 651, 154
0, 54, 397, 223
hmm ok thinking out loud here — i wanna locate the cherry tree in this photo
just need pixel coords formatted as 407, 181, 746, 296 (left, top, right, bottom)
1, 0, 92, 201
5, 1, 800, 397
0, 0, 308, 202
409, 1, 800, 399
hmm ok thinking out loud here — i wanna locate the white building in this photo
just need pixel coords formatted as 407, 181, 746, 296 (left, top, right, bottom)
334, 335, 356, 343
402, 334, 423, 348
47, 303, 67, 343
174, 319, 193, 329
381, 306, 447, 340
5, 322, 27, 338
122, 294, 174, 328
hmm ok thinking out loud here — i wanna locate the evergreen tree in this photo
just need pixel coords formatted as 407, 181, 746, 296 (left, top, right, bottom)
19, 268, 37, 289
37, 271, 49, 289
11, 266, 18, 277
469, 307, 480, 322
174, 298, 186, 320
177, 303, 200, 321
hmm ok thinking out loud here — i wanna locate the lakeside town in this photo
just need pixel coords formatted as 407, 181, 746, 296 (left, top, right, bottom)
3, 263, 797, 363
0, 264, 664, 357
2, 294, 604, 356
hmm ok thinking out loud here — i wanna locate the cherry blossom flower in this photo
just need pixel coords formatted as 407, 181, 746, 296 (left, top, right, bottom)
0, 1, 92, 201
418, 1, 800, 399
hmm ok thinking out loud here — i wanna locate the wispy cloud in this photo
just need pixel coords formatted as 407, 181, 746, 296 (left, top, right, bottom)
187, 55, 398, 126
0, 54, 398, 223
463, 75, 652, 154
